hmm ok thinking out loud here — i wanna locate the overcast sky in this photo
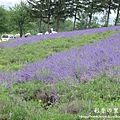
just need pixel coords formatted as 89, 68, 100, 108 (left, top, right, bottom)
0, 0, 25, 4
0, 0, 26, 6
0, 0, 117, 25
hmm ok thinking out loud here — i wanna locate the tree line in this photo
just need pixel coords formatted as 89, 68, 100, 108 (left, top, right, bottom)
0, 0, 120, 37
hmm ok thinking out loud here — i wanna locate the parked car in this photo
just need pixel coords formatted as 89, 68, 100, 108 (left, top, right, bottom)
1, 34, 14, 41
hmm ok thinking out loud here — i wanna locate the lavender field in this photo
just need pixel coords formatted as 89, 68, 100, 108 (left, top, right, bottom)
0, 27, 120, 120
0, 26, 120, 48
0, 26, 120, 86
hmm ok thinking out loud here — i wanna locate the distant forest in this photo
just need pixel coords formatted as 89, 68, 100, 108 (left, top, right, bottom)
0, 0, 120, 37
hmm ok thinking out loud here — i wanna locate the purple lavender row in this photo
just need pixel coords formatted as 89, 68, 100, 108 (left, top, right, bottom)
0, 31, 120, 87
0, 26, 120, 48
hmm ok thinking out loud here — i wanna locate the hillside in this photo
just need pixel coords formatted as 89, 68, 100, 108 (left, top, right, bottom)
0, 26, 120, 120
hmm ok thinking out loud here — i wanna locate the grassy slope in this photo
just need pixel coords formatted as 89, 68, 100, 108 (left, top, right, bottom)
0, 75, 120, 120
0, 30, 120, 120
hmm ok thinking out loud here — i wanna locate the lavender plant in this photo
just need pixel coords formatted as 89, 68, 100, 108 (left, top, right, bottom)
0, 31, 120, 87
0, 30, 116, 72
1, 27, 120, 120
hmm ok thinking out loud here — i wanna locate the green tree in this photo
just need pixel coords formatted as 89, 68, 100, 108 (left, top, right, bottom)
64, 0, 84, 30
76, 12, 88, 30
53, 0, 67, 31
72, 0, 83, 30
9, 1, 30, 37
0, 6, 8, 33
91, 16, 100, 28
114, 0, 120, 26
58, 19, 74, 32
27, 0, 44, 33
83, 0, 104, 28
103, 0, 117, 27
27, 0, 56, 32
100, 12, 107, 26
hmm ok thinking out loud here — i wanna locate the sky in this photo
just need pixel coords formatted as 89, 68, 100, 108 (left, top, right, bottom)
0, 0, 25, 4
0, 0, 117, 25
95, 11, 117, 25
0, 0, 26, 7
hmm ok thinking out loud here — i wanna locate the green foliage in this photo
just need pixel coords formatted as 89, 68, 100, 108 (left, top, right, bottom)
58, 20, 74, 32
9, 1, 30, 37
76, 12, 88, 30
0, 6, 9, 33
26, 0, 119, 31
0, 0, 119, 34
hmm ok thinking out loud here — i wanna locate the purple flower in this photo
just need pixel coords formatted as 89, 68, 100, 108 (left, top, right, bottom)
0, 26, 120, 48
1, 27, 120, 86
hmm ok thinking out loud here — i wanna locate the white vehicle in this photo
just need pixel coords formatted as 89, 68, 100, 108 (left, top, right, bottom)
37, 33, 43, 35
25, 33, 31, 37
1, 34, 14, 41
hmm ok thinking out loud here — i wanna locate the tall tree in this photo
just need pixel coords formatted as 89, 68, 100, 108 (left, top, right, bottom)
72, 0, 83, 30
76, 12, 88, 30
104, 0, 112, 27
114, 0, 120, 26
0, 6, 8, 33
40, 0, 58, 32
103, 0, 117, 27
83, 0, 93, 28
100, 12, 108, 26
53, 0, 67, 31
9, 1, 30, 37
64, 0, 84, 30
27, 0, 56, 32
83, 0, 104, 28
27, 0, 44, 32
